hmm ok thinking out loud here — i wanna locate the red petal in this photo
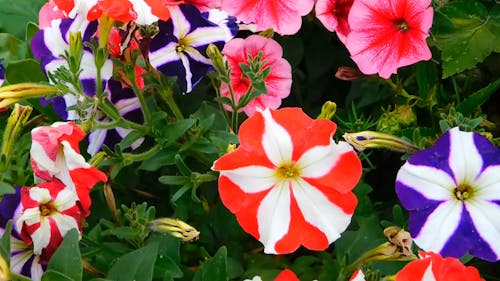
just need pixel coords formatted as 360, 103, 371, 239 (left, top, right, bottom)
274, 269, 299, 281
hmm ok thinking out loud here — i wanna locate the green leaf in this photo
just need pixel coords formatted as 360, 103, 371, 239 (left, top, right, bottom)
153, 119, 196, 146
457, 78, 500, 115
41, 270, 74, 281
158, 175, 189, 186
5, 59, 47, 83
46, 229, 82, 281
0, 220, 12, 264
0, 0, 45, 39
193, 247, 228, 281
0, 33, 26, 65
0, 182, 15, 196
137, 149, 177, 171
433, 1, 500, 78
107, 242, 159, 281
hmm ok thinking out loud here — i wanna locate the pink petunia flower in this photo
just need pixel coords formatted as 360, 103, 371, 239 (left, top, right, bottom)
395, 251, 485, 281
30, 122, 107, 216
315, 0, 353, 44
39, 0, 67, 29
212, 108, 362, 254
220, 35, 292, 116
221, 0, 315, 35
16, 181, 84, 262
345, 0, 433, 78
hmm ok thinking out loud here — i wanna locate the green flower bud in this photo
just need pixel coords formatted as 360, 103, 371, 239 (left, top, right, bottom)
317, 101, 337, 120
148, 218, 200, 242
343, 131, 419, 153
1, 103, 33, 158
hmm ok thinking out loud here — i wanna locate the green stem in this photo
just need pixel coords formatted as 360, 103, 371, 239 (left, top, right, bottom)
161, 86, 184, 120
132, 82, 152, 123
123, 144, 162, 163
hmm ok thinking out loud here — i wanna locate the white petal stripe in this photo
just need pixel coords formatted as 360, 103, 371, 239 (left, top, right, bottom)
61, 141, 91, 170
54, 189, 78, 211
149, 43, 178, 67
17, 208, 41, 230
258, 183, 291, 254
413, 201, 462, 253
422, 261, 437, 281
298, 141, 353, 179
473, 166, 500, 201
170, 6, 190, 38
292, 179, 352, 243
221, 166, 276, 193
29, 187, 52, 203
397, 164, 455, 201
30, 218, 51, 255
129, 0, 159, 25
186, 27, 227, 47
30, 141, 57, 174
466, 200, 500, 260
52, 213, 81, 239
261, 109, 293, 166
448, 128, 483, 185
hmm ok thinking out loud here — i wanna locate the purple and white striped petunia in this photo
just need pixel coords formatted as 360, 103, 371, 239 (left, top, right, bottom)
31, 14, 113, 120
87, 79, 144, 156
396, 127, 500, 262
149, 4, 235, 93
0, 189, 45, 281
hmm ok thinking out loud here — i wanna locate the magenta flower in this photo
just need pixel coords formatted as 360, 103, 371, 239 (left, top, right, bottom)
345, 0, 433, 78
315, 0, 353, 44
221, 0, 315, 35
17, 181, 83, 261
220, 35, 292, 116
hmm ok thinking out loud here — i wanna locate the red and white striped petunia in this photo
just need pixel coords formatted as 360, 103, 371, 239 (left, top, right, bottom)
16, 181, 84, 261
30, 122, 107, 216
395, 251, 484, 281
212, 108, 362, 254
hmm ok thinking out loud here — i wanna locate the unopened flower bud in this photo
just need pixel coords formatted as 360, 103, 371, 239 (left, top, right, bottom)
383, 226, 413, 256
0, 83, 58, 109
377, 105, 416, 134
343, 131, 419, 153
1, 104, 33, 158
335, 66, 363, 81
148, 218, 200, 242
206, 44, 227, 77
317, 101, 337, 120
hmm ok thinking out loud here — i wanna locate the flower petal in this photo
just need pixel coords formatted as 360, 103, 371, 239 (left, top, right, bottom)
257, 182, 291, 254
261, 108, 293, 166
293, 179, 353, 244
219, 166, 276, 193
412, 201, 462, 254
466, 200, 500, 261
448, 128, 483, 185
396, 163, 455, 203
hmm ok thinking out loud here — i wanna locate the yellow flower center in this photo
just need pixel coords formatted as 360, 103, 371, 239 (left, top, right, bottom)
176, 38, 188, 53
276, 163, 301, 180
454, 183, 474, 201
39, 201, 57, 216
394, 19, 410, 31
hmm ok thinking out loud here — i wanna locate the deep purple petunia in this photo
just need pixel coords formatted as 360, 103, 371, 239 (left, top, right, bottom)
396, 127, 500, 262
149, 4, 236, 93
31, 14, 113, 120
